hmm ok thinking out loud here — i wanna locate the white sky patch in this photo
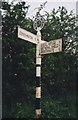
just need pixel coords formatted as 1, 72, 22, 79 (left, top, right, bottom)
27, 1, 76, 18
23, 0, 77, 2
3, 0, 78, 3
2, 0, 77, 18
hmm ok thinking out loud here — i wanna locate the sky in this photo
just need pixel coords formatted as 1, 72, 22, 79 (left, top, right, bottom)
5, 0, 78, 18
26, 1, 76, 18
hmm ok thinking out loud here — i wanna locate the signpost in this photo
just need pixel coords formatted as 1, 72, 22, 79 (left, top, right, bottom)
18, 26, 62, 118
17, 2, 62, 118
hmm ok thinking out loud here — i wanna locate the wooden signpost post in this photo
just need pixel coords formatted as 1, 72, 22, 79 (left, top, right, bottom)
17, 2, 62, 118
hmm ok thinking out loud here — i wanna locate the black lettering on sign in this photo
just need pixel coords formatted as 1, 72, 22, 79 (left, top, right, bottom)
19, 31, 33, 40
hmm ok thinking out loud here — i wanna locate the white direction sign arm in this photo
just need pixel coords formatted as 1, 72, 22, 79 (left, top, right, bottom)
18, 27, 38, 44
18, 27, 47, 45
41, 38, 62, 54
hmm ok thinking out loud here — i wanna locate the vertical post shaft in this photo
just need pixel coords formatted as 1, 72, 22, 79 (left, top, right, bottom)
36, 28, 41, 118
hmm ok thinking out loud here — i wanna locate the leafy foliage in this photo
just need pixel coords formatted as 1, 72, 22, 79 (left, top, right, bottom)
2, 2, 77, 118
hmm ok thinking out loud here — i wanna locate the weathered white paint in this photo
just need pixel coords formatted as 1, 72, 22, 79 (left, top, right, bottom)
41, 38, 62, 54
36, 109, 41, 118
36, 87, 41, 98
